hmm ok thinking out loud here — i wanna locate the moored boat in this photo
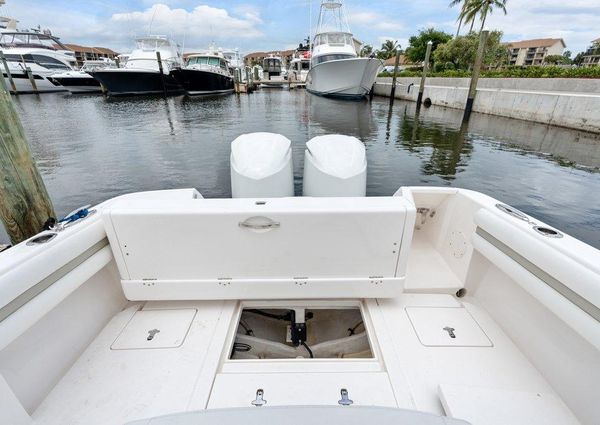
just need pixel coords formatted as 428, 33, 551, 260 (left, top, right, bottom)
170, 51, 234, 96
0, 24, 75, 94
306, 1, 382, 99
49, 59, 114, 94
91, 36, 184, 96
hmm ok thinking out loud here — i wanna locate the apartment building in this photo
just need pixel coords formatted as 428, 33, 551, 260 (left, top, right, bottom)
582, 38, 600, 67
64, 44, 119, 68
505, 38, 566, 66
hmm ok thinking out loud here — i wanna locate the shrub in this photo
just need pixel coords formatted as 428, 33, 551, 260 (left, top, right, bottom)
378, 66, 600, 79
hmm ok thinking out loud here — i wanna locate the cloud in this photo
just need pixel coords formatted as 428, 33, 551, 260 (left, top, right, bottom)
110, 4, 264, 40
348, 10, 404, 32
6, 3, 264, 52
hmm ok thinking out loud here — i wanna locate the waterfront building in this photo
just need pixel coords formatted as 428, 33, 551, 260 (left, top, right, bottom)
64, 44, 119, 67
505, 38, 566, 66
383, 54, 413, 71
582, 38, 600, 67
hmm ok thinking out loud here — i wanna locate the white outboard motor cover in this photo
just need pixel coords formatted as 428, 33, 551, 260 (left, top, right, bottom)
303, 135, 367, 197
231, 132, 294, 198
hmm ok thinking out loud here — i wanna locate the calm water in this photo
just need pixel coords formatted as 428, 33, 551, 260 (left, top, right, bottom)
4, 89, 600, 248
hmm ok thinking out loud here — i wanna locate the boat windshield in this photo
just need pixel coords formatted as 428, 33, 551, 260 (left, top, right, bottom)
187, 56, 222, 67
311, 53, 354, 66
136, 38, 171, 51
2, 52, 71, 70
263, 58, 281, 72
0, 32, 68, 50
313, 32, 353, 47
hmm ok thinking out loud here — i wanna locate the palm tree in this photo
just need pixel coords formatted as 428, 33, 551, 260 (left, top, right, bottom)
377, 40, 399, 60
449, 0, 468, 37
459, 0, 508, 33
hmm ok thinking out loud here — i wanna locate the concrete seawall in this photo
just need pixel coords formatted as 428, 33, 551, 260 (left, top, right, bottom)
374, 77, 600, 133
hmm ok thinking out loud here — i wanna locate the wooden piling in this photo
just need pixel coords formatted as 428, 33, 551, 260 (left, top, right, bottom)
25, 67, 38, 93
115, 57, 121, 68
416, 41, 433, 107
389, 49, 401, 101
0, 72, 55, 244
0, 52, 17, 94
463, 30, 489, 123
156, 51, 167, 97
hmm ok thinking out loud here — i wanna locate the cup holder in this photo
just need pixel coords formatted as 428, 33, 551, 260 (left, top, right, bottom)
533, 226, 563, 238
26, 232, 58, 246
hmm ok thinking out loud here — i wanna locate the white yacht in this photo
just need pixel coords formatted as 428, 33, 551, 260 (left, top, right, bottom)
0, 133, 598, 425
222, 48, 243, 70
306, 1, 382, 99
49, 59, 114, 94
289, 54, 310, 84
0, 25, 76, 94
91, 36, 184, 96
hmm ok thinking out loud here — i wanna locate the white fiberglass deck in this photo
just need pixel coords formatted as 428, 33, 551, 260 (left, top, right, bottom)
32, 293, 578, 425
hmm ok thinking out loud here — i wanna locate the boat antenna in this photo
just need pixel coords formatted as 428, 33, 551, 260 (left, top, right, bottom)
147, 5, 158, 34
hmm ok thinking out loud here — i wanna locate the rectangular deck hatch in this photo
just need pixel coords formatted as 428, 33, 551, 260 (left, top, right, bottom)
406, 307, 492, 347
230, 306, 373, 360
111, 309, 196, 350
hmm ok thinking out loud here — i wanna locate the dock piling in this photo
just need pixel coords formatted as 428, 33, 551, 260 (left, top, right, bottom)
25, 67, 38, 93
0, 52, 17, 94
0, 72, 55, 244
416, 41, 432, 107
463, 30, 489, 123
156, 51, 167, 97
389, 48, 401, 102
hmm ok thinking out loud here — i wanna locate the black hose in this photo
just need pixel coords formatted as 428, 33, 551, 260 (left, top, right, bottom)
302, 341, 314, 358
245, 309, 292, 321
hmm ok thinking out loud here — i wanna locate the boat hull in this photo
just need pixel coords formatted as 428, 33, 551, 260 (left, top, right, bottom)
2, 71, 68, 94
48, 75, 102, 94
170, 68, 234, 96
91, 69, 184, 96
306, 57, 382, 99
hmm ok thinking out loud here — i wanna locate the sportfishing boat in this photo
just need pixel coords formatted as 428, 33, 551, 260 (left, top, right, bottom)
0, 24, 76, 94
306, 0, 382, 99
0, 132, 598, 425
91, 36, 184, 96
49, 59, 114, 94
170, 51, 234, 96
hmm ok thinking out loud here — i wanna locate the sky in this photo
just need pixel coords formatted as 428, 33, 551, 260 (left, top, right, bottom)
2, 0, 598, 55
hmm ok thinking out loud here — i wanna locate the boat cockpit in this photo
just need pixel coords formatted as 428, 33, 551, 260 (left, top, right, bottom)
0, 133, 598, 425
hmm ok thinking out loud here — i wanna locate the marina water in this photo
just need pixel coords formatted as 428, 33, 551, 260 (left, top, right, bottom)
3, 90, 600, 249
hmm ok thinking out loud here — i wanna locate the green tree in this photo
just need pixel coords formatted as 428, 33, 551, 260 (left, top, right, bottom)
376, 40, 398, 60
405, 28, 452, 65
359, 44, 373, 57
563, 50, 572, 59
573, 52, 585, 66
433, 30, 508, 70
459, 0, 508, 33
544, 55, 571, 65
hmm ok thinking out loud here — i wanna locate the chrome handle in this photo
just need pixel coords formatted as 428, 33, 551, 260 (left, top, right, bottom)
239, 217, 280, 230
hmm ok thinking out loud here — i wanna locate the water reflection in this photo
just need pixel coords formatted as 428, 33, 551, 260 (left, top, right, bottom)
397, 105, 472, 180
